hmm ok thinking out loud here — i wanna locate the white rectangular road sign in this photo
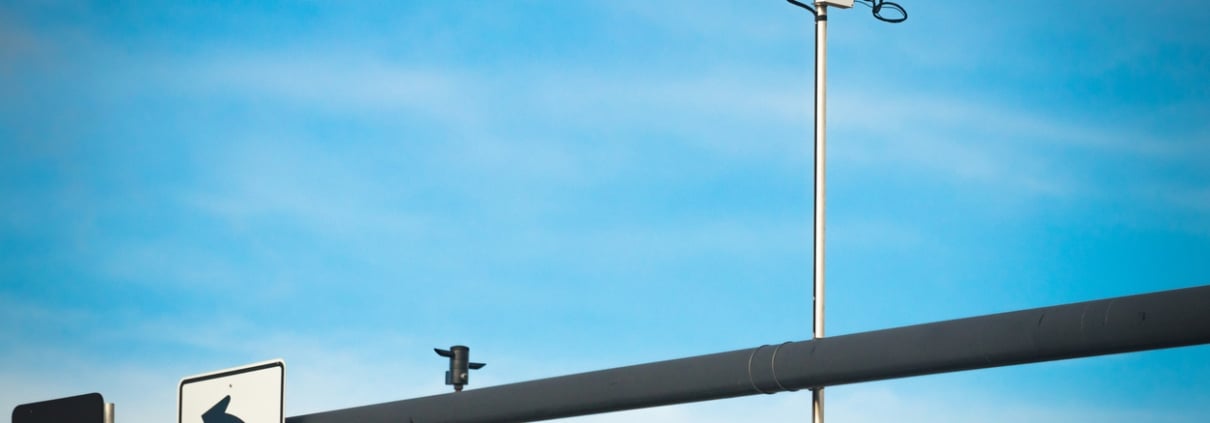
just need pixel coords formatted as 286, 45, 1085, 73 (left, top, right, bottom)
178, 359, 285, 423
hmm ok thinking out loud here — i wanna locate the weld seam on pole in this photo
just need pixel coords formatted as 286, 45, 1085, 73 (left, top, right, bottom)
771, 342, 796, 392
748, 344, 775, 394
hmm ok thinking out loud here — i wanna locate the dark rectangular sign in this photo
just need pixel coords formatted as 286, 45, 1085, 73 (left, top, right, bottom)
12, 393, 104, 423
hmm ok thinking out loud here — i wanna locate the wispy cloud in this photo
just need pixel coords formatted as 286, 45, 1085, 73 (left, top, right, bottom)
183, 54, 483, 126
827, 85, 1210, 210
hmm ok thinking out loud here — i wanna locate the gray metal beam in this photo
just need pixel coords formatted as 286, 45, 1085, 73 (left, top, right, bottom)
287, 285, 1210, 423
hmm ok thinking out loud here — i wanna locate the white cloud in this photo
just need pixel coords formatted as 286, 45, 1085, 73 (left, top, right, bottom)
597, 1, 804, 44
181, 137, 434, 239
826, 85, 1210, 210
183, 53, 482, 125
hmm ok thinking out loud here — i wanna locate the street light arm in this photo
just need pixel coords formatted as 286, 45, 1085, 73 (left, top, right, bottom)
786, 0, 818, 16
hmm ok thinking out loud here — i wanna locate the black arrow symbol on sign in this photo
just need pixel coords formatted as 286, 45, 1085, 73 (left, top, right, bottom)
202, 395, 245, 423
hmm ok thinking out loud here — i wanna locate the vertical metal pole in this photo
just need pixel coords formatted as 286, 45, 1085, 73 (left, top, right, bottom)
811, 3, 828, 423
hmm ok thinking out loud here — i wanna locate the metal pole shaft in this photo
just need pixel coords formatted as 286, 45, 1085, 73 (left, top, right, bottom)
287, 285, 1210, 423
812, 3, 829, 423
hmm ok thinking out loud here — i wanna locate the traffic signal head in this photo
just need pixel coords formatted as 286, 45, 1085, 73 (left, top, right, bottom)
435, 345, 486, 392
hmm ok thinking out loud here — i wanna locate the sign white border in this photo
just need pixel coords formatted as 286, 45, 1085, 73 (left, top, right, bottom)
178, 359, 285, 423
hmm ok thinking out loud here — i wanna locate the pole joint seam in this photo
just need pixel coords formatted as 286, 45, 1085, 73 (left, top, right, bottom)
747, 344, 776, 395
771, 342, 797, 392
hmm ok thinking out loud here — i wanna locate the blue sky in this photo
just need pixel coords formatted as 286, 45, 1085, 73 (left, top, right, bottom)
2, 1, 1209, 421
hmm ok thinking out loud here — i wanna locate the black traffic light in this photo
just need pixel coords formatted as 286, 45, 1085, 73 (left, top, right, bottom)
434, 345, 485, 392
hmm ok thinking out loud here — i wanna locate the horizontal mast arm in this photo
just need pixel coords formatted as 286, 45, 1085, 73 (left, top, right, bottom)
288, 284, 1210, 423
